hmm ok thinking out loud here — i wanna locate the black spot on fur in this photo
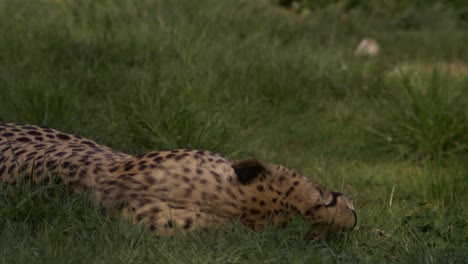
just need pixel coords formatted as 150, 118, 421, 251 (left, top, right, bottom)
7, 164, 16, 174
285, 187, 295, 197
184, 188, 193, 198
34, 161, 43, 168
33, 143, 45, 149
57, 133, 71, 140
56, 152, 66, 157
153, 157, 164, 163
182, 176, 190, 183
27, 131, 42, 136
210, 170, 221, 182
26, 151, 37, 157
305, 208, 316, 216
15, 149, 26, 156
183, 218, 193, 229
82, 140, 96, 147
175, 154, 188, 161
45, 148, 57, 154
93, 166, 103, 174
147, 152, 160, 158
151, 207, 161, 213
124, 163, 134, 172
46, 160, 55, 168
16, 137, 31, 143
250, 209, 261, 215
109, 166, 119, 172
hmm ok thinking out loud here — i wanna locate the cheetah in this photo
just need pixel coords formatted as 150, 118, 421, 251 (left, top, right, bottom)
0, 123, 357, 239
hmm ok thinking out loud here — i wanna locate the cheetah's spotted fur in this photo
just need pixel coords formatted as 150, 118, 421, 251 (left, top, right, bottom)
0, 123, 357, 238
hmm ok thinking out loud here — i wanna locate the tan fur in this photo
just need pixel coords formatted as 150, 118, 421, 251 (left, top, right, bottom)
0, 123, 356, 238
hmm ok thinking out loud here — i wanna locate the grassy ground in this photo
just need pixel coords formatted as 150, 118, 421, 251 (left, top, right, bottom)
0, 0, 467, 263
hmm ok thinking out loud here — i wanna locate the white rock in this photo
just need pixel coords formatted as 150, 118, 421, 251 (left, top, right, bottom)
355, 38, 380, 57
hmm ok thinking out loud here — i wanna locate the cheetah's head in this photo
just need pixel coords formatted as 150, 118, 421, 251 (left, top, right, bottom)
232, 159, 357, 239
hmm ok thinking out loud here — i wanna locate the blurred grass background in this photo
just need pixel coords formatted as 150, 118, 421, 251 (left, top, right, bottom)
0, 0, 467, 263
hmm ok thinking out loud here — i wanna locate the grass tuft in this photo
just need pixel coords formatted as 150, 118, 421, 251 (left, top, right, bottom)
367, 71, 468, 161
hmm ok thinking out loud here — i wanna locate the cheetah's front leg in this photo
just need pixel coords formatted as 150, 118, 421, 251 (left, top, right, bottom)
120, 202, 233, 236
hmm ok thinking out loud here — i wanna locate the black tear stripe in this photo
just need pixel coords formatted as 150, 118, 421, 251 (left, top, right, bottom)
325, 192, 342, 208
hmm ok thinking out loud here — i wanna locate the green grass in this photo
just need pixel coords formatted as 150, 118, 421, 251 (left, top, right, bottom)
367, 71, 468, 161
0, 0, 467, 263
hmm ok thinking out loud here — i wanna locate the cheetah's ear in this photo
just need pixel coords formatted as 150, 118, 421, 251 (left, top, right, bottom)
232, 159, 267, 185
